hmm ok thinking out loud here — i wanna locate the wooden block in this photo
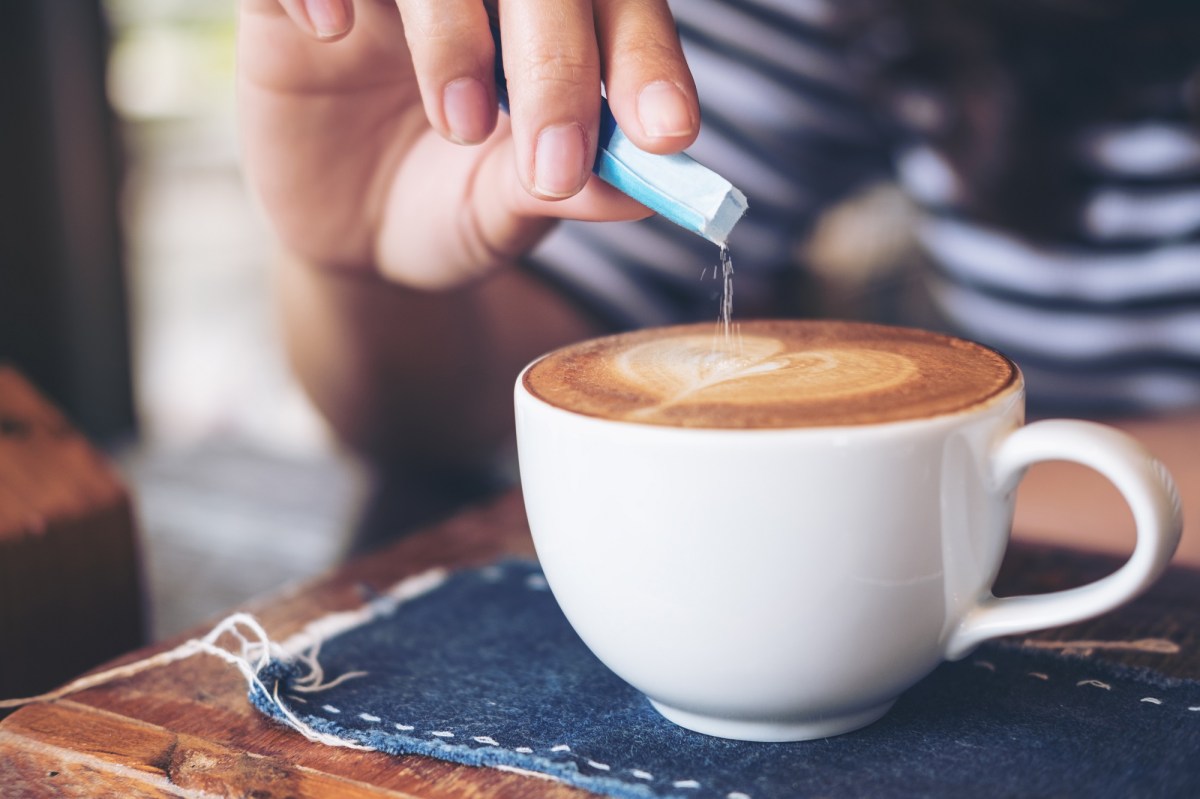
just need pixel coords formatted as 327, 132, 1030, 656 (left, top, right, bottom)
0, 365, 144, 699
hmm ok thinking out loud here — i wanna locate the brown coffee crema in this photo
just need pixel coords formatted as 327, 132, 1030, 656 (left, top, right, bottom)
523, 320, 1019, 429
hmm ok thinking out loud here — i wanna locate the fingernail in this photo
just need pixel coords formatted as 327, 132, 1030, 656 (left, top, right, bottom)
534, 123, 588, 198
306, 0, 350, 39
637, 81, 693, 138
443, 78, 491, 144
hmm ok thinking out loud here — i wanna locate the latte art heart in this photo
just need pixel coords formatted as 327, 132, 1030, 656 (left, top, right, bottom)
523, 321, 1019, 429
616, 335, 916, 411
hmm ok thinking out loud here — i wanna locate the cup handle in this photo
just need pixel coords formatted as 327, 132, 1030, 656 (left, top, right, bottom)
944, 419, 1183, 660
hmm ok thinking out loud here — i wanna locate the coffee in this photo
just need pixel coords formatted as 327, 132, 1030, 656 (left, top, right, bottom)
522, 320, 1018, 429
517, 320, 1179, 741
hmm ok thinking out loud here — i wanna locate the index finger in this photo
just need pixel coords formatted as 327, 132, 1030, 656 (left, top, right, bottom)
396, 0, 499, 145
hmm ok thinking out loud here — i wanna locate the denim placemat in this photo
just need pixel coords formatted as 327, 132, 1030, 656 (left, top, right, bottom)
250, 560, 1200, 799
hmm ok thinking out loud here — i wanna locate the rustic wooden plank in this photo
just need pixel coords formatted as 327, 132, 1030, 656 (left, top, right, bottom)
0, 700, 420, 798
0, 492, 593, 797
0, 366, 144, 698
0, 696, 588, 799
0, 745, 181, 799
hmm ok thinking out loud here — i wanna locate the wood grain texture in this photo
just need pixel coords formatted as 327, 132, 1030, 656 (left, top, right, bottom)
2, 488, 1197, 797
0, 701, 413, 798
1, 492, 592, 798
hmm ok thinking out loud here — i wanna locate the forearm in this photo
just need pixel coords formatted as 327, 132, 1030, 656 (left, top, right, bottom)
275, 254, 605, 471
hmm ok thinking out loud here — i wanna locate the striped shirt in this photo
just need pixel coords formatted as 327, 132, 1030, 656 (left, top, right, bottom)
526, 0, 1200, 415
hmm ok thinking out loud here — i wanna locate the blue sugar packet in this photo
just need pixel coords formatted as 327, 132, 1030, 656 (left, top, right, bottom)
591, 105, 749, 247
492, 30, 747, 246
250, 559, 1200, 799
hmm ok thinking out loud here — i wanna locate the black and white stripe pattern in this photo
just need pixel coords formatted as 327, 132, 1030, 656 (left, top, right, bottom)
904, 118, 1200, 413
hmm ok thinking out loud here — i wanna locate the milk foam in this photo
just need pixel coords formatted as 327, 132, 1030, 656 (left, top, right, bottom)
615, 334, 916, 417
524, 320, 1018, 429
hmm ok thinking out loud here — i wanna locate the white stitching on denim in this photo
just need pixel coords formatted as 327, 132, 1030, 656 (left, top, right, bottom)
256, 563, 1197, 799
359, 712, 381, 722
322, 704, 341, 713
977, 658, 1200, 712
495, 764, 564, 782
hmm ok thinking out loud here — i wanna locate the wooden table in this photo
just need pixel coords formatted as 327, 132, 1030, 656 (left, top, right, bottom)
0, 366, 143, 699
1, 490, 1197, 797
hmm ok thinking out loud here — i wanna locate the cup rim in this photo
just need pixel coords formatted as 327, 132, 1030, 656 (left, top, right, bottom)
515, 319, 1025, 435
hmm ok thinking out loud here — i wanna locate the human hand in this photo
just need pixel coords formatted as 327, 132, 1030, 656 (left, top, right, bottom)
237, 0, 700, 289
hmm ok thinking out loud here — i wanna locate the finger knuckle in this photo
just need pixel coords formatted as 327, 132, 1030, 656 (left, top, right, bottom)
521, 46, 597, 91
617, 39, 680, 73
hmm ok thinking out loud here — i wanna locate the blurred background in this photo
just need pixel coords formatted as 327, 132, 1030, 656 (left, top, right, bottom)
104, 0, 359, 639
2, 0, 359, 641
0, 0, 912, 644
0, 0, 1006, 647
8, 1, 1193, 651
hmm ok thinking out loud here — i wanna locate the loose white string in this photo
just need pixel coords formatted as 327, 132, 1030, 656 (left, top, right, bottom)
0, 612, 373, 751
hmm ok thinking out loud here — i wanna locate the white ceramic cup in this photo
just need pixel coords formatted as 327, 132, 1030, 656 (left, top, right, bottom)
514, 329, 1183, 742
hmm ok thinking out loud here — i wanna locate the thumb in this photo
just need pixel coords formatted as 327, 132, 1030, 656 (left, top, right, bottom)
246, 0, 355, 41
374, 120, 651, 289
